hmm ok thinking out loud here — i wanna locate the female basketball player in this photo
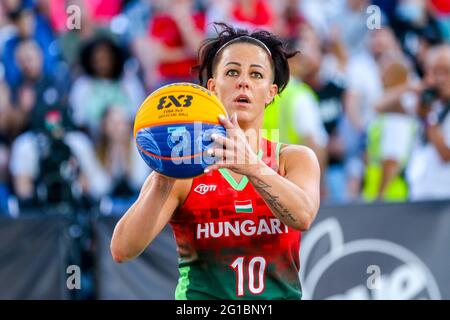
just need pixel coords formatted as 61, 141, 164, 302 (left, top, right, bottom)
110, 23, 321, 299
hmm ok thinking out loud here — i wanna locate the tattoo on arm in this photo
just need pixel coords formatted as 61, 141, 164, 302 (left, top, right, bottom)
253, 178, 297, 222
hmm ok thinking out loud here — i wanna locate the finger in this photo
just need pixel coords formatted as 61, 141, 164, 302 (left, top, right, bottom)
218, 114, 235, 130
207, 148, 235, 163
231, 112, 240, 128
210, 133, 235, 149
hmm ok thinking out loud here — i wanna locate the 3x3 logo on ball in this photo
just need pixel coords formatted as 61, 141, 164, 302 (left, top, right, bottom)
157, 95, 193, 109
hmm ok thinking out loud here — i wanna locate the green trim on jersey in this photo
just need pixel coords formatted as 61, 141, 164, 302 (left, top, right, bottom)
219, 169, 249, 191
219, 150, 263, 191
175, 262, 302, 300
175, 266, 190, 300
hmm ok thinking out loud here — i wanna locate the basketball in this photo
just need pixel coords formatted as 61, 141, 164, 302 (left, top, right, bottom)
134, 82, 227, 178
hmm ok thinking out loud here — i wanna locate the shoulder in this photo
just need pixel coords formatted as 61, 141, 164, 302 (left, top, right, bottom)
278, 144, 320, 176
279, 144, 318, 162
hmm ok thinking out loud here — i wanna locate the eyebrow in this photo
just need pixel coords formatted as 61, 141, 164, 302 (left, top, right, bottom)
224, 62, 265, 69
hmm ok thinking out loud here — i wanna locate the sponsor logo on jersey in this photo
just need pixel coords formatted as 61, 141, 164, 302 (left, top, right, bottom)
234, 200, 253, 213
194, 184, 217, 195
196, 218, 289, 239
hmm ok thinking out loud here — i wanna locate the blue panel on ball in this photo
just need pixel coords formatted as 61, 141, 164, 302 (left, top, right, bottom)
135, 128, 163, 172
135, 123, 226, 178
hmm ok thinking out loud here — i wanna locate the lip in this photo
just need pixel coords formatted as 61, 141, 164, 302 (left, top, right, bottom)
233, 94, 252, 106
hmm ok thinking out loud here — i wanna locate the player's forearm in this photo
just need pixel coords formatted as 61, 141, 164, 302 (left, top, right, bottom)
110, 204, 156, 262
110, 176, 175, 262
247, 163, 317, 231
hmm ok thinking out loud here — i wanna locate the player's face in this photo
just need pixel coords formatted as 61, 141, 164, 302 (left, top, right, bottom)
208, 43, 278, 126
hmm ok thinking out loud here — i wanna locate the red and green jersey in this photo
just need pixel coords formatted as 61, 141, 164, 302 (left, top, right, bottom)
170, 138, 302, 300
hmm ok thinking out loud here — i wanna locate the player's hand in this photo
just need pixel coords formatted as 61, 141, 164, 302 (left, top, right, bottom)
204, 113, 263, 176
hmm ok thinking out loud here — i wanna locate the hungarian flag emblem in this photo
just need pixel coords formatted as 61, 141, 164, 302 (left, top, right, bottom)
234, 200, 253, 213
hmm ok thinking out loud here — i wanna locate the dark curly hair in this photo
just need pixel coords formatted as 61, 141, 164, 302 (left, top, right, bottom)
192, 22, 299, 94
80, 36, 126, 79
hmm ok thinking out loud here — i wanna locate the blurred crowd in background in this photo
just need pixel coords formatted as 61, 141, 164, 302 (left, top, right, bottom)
0, 0, 450, 217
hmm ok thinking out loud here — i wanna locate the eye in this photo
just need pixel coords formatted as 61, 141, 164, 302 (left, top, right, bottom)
251, 71, 263, 79
226, 69, 239, 76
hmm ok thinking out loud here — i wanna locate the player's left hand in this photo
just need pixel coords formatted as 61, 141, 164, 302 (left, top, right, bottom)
204, 113, 263, 176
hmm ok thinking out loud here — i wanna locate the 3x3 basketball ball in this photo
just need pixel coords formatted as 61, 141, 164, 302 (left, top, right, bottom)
134, 82, 227, 178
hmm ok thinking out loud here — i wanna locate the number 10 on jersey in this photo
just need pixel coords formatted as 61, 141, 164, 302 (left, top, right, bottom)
230, 256, 266, 297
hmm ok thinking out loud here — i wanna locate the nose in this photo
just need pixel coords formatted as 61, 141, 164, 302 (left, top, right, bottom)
236, 75, 249, 90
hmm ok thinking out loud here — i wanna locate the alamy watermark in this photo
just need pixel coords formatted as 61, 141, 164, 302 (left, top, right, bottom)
367, 265, 381, 290
367, 5, 382, 30
66, 265, 81, 290
158, 124, 280, 168
66, 5, 81, 30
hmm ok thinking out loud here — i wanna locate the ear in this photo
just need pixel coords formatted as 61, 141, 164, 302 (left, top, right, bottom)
265, 84, 278, 105
207, 78, 216, 94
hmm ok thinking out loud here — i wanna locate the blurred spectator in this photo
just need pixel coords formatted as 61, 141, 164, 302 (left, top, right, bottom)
9, 40, 68, 137
69, 36, 145, 138
0, 40, 67, 141
337, 0, 380, 54
304, 0, 375, 55
0, 81, 12, 214
122, 0, 153, 92
391, 0, 444, 66
300, 0, 345, 41
372, 0, 398, 22
142, 0, 205, 89
206, 0, 274, 35
121, 0, 152, 44
263, 35, 328, 177
95, 106, 149, 200
230, 0, 274, 30
430, 0, 450, 39
270, 0, 306, 43
343, 27, 401, 200
363, 52, 417, 202
0, 80, 16, 142
407, 45, 450, 200
0, 140, 9, 215
376, 44, 450, 200
2, 0, 60, 88
9, 108, 110, 210
0, 0, 16, 52
300, 26, 350, 203
54, 0, 114, 69
48, 0, 122, 34
431, 0, 450, 14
